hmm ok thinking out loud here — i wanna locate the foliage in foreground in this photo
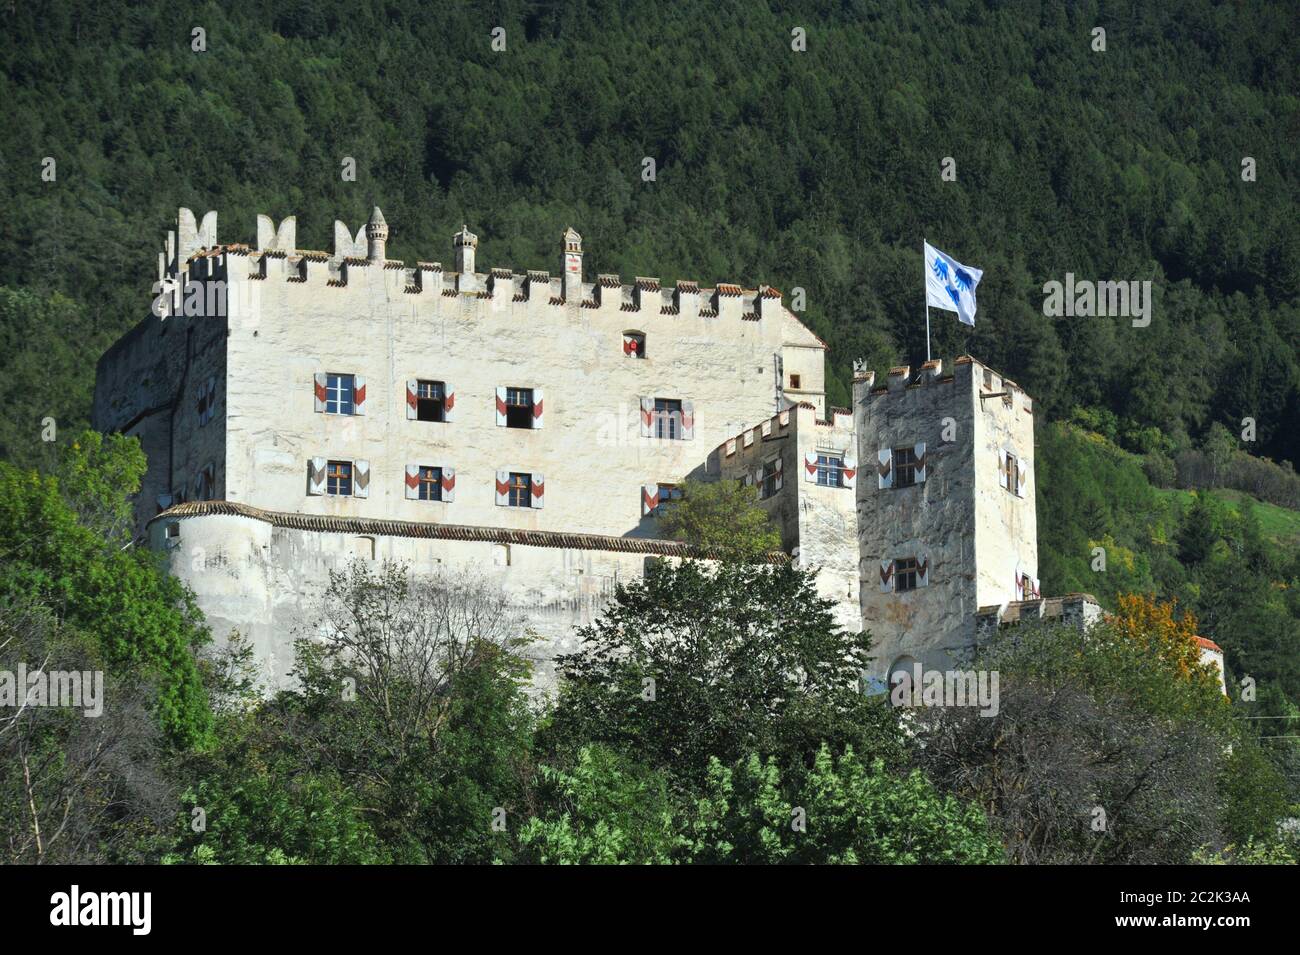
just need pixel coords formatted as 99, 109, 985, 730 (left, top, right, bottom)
544, 558, 904, 789
916, 603, 1290, 864
518, 743, 1003, 864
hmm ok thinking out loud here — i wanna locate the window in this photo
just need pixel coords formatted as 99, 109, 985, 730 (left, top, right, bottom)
1004, 451, 1018, 494
653, 484, 683, 516
507, 472, 531, 507
326, 374, 354, 415
418, 465, 443, 501
416, 380, 445, 422
893, 447, 921, 488
623, 331, 646, 358
760, 459, 780, 499
506, 388, 534, 429
790, 373, 802, 390
654, 398, 682, 440
816, 454, 844, 487
327, 460, 352, 496
894, 557, 920, 592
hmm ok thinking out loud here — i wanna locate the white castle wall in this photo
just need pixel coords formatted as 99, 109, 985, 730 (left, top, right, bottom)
151, 507, 684, 691
96, 209, 828, 545
713, 403, 860, 634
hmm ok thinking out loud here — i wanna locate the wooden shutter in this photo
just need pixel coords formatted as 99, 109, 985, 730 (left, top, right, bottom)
639, 396, 654, 437
1016, 460, 1028, 498
1014, 565, 1025, 601
879, 559, 895, 593
443, 383, 455, 423
530, 472, 545, 509
313, 373, 328, 413
773, 457, 784, 492
496, 387, 508, 427
914, 441, 927, 483
642, 484, 660, 516
877, 448, 892, 489
406, 380, 419, 420
441, 467, 456, 503
917, 553, 930, 588
353, 459, 370, 498
495, 470, 510, 506
842, 454, 857, 490
998, 448, 1010, 489
352, 376, 367, 416
308, 457, 327, 495
532, 387, 544, 429
804, 451, 819, 483
680, 400, 695, 440
404, 464, 420, 500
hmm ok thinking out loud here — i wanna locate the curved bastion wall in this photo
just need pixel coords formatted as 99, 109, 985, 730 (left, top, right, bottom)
149, 505, 718, 692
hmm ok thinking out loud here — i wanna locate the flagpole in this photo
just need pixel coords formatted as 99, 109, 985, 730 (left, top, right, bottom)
925, 305, 931, 362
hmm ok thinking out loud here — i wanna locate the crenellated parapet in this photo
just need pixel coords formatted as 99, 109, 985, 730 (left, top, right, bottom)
157, 207, 806, 336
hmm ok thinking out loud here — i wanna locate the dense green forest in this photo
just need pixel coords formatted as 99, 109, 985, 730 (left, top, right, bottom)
1, 1, 1298, 861
2, 0, 1297, 460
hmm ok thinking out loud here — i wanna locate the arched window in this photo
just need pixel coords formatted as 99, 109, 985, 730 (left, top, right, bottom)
622, 330, 646, 358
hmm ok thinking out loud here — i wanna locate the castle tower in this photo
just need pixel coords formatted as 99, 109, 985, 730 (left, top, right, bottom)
853, 357, 1038, 682
366, 206, 388, 263
453, 225, 477, 274
562, 227, 583, 302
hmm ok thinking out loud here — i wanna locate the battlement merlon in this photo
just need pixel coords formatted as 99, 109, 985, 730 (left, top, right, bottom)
851, 355, 1035, 415
160, 208, 827, 346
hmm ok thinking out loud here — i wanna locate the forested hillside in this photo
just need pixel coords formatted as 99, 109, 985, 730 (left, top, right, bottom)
2, 1, 1299, 862
3, 0, 1297, 459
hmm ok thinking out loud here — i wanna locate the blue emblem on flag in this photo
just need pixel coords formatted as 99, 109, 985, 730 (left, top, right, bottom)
924, 242, 984, 327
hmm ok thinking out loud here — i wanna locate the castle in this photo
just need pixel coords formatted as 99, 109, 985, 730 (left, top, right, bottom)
95, 207, 1201, 693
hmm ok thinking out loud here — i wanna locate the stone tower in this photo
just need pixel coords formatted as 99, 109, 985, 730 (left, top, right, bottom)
853, 356, 1038, 681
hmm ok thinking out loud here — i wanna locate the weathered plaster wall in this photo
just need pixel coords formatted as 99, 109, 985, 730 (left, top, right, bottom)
92, 260, 228, 531
970, 364, 1038, 606
96, 209, 829, 546
221, 255, 821, 539
854, 357, 1039, 676
150, 510, 662, 691
854, 361, 978, 676
713, 403, 859, 633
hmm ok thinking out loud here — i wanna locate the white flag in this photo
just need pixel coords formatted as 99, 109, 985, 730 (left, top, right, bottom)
924, 241, 983, 326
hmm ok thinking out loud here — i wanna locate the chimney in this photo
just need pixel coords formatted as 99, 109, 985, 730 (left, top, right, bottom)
366, 207, 388, 263
562, 227, 583, 302
453, 225, 477, 275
